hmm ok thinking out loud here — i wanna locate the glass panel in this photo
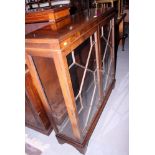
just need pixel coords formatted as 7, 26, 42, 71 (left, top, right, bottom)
67, 35, 101, 139
32, 56, 77, 141
100, 20, 114, 95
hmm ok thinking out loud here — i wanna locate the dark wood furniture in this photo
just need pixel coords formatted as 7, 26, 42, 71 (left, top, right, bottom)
94, 0, 122, 18
25, 65, 53, 135
25, 0, 94, 15
25, 6, 70, 23
94, 0, 128, 51
25, 0, 71, 12
116, 13, 127, 51
26, 7, 116, 154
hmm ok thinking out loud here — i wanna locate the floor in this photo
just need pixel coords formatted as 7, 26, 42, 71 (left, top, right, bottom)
26, 33, 129, 155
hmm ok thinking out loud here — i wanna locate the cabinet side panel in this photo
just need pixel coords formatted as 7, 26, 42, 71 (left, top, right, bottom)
32, 57, 67, 126
25, 70, 51, 130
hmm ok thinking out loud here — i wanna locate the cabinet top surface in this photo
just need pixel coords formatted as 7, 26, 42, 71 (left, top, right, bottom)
25, 8, 115, 41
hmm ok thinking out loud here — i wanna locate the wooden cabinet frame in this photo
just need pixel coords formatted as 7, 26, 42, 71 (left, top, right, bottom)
26, 8, 116, 154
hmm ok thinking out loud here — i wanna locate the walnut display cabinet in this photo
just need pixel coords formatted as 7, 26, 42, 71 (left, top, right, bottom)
26, 7, 116, 154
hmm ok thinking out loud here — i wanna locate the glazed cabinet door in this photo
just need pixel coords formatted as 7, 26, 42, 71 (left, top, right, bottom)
65, 32, 102, 139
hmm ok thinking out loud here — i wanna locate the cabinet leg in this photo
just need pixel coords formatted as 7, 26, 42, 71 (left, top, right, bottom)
56, 136, 65, 145
112, 79, 116, 89
77, 145, 87, 155
56, 135, 88, 154
121, 33, 128, 51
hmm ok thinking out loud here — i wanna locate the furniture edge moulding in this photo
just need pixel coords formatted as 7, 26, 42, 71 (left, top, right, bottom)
25, 39, 61, 58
